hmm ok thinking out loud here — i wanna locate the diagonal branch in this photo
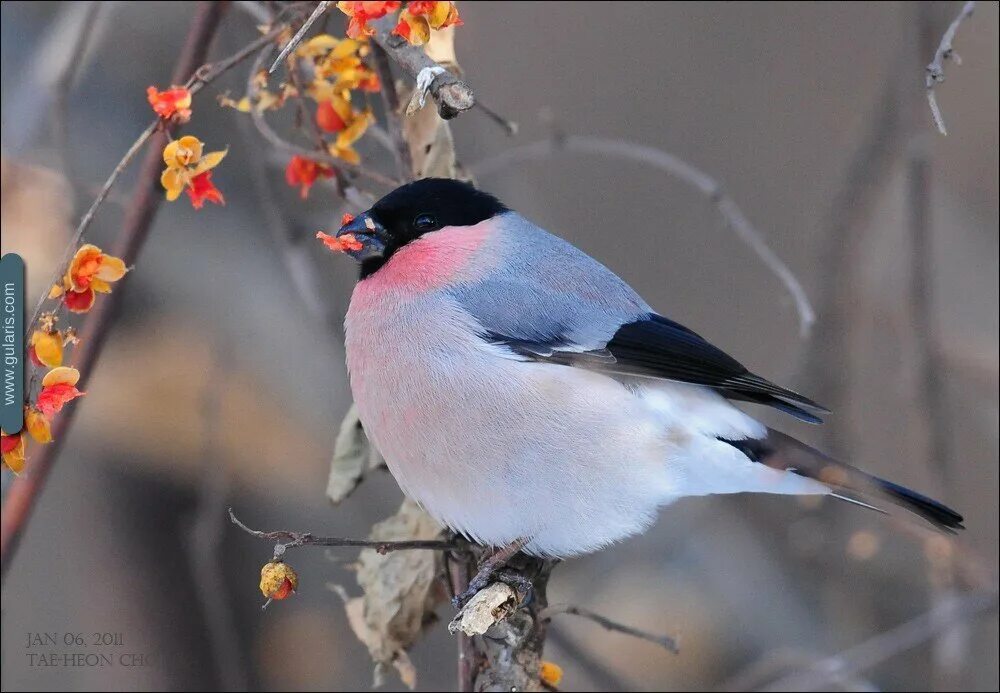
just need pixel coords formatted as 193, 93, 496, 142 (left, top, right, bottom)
269, 0, 332, 73
540, 603, 680, 654
227, 507, 463, 558
473, 135, 816, 337
23, 22, 287, 341
925, 1, 976, 135
759, 589, 998, 691
1, 1, 235, 581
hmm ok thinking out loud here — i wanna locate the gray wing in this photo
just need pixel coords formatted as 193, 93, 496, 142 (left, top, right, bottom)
449, 213, 826, 423
446, 213, 651, 355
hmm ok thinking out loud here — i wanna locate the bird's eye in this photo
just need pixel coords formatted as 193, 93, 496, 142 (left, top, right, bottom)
413, 213, 438, 231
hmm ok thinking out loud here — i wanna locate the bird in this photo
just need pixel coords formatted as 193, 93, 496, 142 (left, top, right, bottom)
328, 177, 963, 563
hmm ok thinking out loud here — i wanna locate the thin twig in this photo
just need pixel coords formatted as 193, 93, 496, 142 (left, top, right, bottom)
269, 0, 331, 73
286, 63, 330, 151
23, 120, 158, 341
247, 43, 401, 187
473, 135, 816, 337
236, 116, 338, 325
371, 42, 414, 179
370, 15, 475, 120
925, 1, 976, 135
911, 8, 966, 687
1, 1, 230, 580
260, 1, 366, 198
445, 553, 477, 693
227, 507, 462, 557
283, 48, 359, 198
540, 603, 680, 654
476, 98, 519, 136
188, 22, 288, 93
23, 23, 286, 341
759, 590, 998, 691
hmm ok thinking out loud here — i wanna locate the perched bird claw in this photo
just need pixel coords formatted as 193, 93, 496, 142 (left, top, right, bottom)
453, 537, 529, 608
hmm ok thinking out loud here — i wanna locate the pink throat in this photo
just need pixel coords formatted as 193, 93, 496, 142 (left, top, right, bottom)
356, 219, 495, 295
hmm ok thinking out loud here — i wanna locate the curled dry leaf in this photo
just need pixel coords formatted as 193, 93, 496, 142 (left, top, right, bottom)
447, 582, 519, 637
326, 403, 385, 504
335, 499, 443, 689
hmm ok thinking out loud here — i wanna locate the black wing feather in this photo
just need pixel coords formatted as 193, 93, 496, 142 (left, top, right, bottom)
493, 313, 827, 423
601, 314, 826, 422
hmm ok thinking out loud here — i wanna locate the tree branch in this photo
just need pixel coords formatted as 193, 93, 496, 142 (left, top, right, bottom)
445, 553, 478, 692
759, 590, 998, 691
370, 15, 475, 119
268, 0, 332, 73
473, 134, 816, 337
540, 603, 679, 654
1, 1, 231, 581
227, 507, 462, 557
925, 1, 976, 135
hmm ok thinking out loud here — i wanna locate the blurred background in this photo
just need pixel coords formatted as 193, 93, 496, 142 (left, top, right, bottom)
1, 1, 997, 691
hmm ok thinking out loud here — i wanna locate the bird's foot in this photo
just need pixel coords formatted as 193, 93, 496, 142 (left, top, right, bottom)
451, 537, 528, 608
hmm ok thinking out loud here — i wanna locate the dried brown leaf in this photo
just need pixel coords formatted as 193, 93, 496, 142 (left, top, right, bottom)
326, 404, 385, 504
337, 499, 444, 689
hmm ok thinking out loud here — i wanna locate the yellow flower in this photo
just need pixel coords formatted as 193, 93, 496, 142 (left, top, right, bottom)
392, 2, 462, 46
42, 366, 81, 389
49, 245, 128, 314
25, 408, 53, 444
160, 135, 227, 202
30, 329, 63, 368
218, 83, 293, 113
298, 34, 365, 61
66, 244, 127, 293
300, 33, 380, 100
1, 430, 25, 474
328, 108, 373, 164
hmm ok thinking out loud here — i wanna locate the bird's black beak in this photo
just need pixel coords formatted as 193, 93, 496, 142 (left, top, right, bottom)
337, 211, 388, 262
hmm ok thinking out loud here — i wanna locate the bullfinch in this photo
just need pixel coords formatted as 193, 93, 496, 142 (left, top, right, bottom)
330, 178, 963, 559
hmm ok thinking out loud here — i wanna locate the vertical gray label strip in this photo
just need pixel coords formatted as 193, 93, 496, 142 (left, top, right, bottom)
1, 254, 25, 434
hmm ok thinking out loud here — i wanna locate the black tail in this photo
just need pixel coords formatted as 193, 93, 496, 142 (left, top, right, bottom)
721, 429, 965, 533
873, 477, 964, 531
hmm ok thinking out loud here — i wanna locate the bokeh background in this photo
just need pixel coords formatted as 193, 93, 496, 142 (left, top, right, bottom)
1, 1, 997, 691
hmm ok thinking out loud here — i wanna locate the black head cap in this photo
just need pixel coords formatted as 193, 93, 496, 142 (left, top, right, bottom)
358, 178, 507, 277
